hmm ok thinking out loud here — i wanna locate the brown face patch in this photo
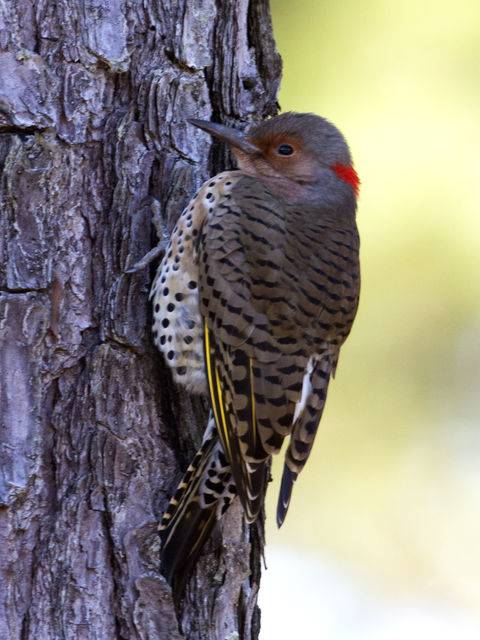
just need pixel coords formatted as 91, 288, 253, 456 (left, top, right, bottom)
234, 133, 318, 184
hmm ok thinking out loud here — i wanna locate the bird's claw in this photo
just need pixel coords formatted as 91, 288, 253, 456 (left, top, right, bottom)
124, 241, 168, 274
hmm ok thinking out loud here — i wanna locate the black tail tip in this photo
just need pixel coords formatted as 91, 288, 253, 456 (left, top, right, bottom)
158, 502, 219, 595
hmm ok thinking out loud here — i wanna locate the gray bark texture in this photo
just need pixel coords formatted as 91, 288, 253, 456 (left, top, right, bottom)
0, 1, 281, 638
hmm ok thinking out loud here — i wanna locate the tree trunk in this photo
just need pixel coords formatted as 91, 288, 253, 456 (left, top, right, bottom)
0, 1, 281, 638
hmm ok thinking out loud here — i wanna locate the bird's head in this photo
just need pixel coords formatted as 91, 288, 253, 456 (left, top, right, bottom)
189, 112, 359, 208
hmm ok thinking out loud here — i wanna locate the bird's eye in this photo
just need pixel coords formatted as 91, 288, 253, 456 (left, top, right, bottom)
276, 144, 294, 156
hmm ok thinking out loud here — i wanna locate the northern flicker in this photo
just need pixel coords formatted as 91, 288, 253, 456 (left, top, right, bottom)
150, 112, 360, 586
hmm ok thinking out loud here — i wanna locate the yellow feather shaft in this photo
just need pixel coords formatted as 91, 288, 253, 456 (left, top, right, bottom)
249, 357, 257, 451
204, 319, 233, 463
204, 320, 221, 433
215, 367, 233, 462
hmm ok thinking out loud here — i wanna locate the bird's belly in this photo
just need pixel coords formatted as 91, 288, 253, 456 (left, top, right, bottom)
150, 213, 206, 394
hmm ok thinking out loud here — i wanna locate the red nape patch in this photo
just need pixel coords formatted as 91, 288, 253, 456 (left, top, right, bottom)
332, 164, 360, 198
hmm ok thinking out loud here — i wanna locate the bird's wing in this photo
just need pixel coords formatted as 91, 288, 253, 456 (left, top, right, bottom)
199, 176, 301, 520
198, 175, 360, 521
203, 327, 272, 520
276, 354, 335, 526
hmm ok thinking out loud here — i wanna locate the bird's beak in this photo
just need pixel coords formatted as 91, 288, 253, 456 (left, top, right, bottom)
188, 119, 260, 156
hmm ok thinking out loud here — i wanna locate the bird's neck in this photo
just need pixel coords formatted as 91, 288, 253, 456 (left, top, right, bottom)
235, 170, 357, 225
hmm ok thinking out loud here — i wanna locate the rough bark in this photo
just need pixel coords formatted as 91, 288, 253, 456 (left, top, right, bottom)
0, 1, 281, 639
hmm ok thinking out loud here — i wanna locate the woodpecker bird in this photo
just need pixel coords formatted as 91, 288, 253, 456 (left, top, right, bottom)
151, 112, 360, 586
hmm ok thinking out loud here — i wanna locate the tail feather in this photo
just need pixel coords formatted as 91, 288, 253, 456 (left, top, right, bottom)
159, 415, 235, 589
160, 497, 218, 589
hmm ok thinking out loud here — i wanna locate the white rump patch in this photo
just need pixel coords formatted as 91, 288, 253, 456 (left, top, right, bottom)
292, 356, 317, 423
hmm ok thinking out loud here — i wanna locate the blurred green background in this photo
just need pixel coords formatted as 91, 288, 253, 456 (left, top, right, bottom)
261, 1, 480, 637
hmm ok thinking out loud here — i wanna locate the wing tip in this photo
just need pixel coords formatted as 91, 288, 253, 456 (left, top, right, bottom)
276, 465, 297, 528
